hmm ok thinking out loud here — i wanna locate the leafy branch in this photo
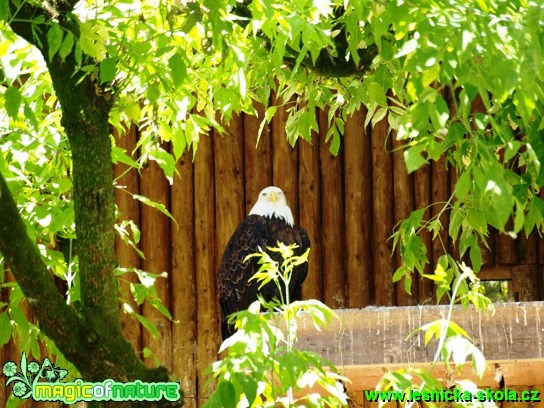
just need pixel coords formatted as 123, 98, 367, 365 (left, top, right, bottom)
206, 244, 348, 407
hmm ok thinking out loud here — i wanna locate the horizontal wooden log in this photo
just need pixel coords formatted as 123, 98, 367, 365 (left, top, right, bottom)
294, 302, 544, 390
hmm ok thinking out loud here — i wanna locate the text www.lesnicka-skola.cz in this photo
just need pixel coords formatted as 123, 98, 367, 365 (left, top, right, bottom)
365, 388, 541, 403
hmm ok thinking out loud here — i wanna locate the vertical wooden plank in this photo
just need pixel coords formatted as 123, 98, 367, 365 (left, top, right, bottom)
497, 228, 519, 265
299, 128, 323, 301
510, 265, 541, 301
215, 116, 246, 257
431, 157, 450, 270
540, 189, 544, 265
414, 165, 434, 303
272, 99, 299, 220
392, 133, 416, 306
140, 149, 172, 368
113, 124, 142, 350
171, 151, 197, 408
480, 229, 495, 267
244, 104, 272, 210
344, 109, 372, 308
318, 109, 346, 308
371, 118, 395, 306
193, 134, 219, 401
519, 231, 538, 265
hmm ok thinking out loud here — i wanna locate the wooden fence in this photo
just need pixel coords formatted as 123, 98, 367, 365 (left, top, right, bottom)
1, 106, 544, 407
112, 107, 544, 407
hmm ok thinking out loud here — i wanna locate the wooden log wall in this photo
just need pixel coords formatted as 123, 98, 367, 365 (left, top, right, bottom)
2, 107, 544, 408
110, 107, 543, 407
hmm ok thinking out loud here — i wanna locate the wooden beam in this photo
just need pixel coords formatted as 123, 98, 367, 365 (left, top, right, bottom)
293, 302, 544, 390
479, 265, 512, 281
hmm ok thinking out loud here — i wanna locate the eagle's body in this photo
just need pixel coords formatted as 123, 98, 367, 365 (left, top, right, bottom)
219, 186, 310, 339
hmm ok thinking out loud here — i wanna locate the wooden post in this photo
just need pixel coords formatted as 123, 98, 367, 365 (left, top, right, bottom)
497, 224, 519, 266
319, 109, 346, 308
113, 124, 141, 350
540, 190, 544, 266
431, 156, 450, 305
171, 151, 197, 408
244, 104, 272, 211
519, 231, 538, 265
272, 98, 299, 220
392, 133, 416, 306
371, 117, 395, 306
299, 125, 323, 301
215, 116, 245, 262
511, 265, 541, 301
414, 164, 434, 303
193, 133, 220, 400
140, 150, 172, 368
344, 109, 372, 308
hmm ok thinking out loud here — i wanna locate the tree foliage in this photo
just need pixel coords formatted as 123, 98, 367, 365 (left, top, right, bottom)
206, 244, 348, 407
0, 0, 543, 405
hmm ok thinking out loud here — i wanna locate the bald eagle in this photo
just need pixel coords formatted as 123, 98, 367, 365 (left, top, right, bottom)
219, 186, 310, 339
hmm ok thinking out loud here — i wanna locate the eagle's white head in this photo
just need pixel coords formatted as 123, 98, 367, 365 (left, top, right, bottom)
249, 186, 294, 226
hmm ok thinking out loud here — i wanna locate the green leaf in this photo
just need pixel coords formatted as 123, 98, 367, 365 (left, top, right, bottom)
168, 52, 186, 88
392, 266, 406, 283
472, 346, 486, 378
133, 194, 176, 223
0, 312, 11, 346
99, 57, 117, 84
58, 33, 75, 60
149, 297, 173, 320
0, 0, 8, 22
217, 380, 237, 408
133, 313, 159, 338
148, 148, 176, 184
47, 24, 63, 61
130, 283, 147, 305
404, 273, 412, 295
404, 144, 427, 173
469, 242, 482, 272
111, 146, 138, 168
455, 170, 471, 200
4, 86, 22, 119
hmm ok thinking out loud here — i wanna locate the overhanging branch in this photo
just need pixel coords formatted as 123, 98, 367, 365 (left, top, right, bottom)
0, 171, 84, 358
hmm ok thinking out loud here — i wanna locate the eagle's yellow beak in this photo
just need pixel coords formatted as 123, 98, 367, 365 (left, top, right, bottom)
268, 191, 278, 203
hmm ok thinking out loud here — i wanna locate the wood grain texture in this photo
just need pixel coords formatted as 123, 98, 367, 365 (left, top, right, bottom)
271, 97, 299, 221
413, 164, 434, 304
193, 133, 220, 400
140, 154, 172, 367
371, 117, 395, 306
319, 109, 346, 308
244, 104, 272, 211
293, 302, 544, 387
299, 126, 322, 301
497, 225, 520, 265
171, 151, 197, 408
344, 109, 372, 307
215, 117, 245, 263
392, 133, 416, 306
511, 265, 541, 301
113, 124, 142, 350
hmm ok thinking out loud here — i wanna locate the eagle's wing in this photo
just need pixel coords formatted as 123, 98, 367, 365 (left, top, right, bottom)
219, 214, 267, 338
290, 225, 310, 301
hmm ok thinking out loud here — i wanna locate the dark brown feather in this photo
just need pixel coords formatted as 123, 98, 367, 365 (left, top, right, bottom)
219, 214, 310, 339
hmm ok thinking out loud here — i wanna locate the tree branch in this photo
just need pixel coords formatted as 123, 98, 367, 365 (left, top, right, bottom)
0, 172, 84, 357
